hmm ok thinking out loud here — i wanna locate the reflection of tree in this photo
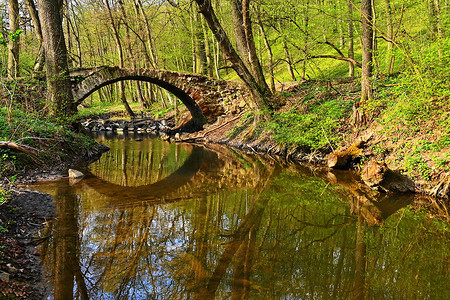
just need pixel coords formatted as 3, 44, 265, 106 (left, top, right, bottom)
197, 165, 277, 299
43, 183, 88, 300
34, 139, 449, 299
352, 215, 366, 300
327, 170, 413, 225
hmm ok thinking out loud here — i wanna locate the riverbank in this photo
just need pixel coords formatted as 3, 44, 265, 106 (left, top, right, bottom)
76, 78, 450, 201
0, 117, 109, 298
161, 78, 449, 202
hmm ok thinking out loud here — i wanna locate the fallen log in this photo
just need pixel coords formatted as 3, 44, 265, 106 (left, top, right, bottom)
0, 141, 40, 163
328, 134, 373, 169
327, 140, 364, 169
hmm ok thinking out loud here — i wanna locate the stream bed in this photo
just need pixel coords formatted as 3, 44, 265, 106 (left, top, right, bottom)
28, 132, 449, 299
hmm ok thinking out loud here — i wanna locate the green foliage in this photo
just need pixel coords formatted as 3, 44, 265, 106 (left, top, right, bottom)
269, 96, 353, 151
0, 175, 15, 206
404, 155, 432, 180
0, 107, 97, 173
0, 29, 22, 48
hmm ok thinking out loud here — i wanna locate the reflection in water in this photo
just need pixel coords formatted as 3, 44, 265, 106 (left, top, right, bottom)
29, 134, 449, 299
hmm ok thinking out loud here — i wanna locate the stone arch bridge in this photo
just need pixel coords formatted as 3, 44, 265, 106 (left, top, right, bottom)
70, 66, 250, 128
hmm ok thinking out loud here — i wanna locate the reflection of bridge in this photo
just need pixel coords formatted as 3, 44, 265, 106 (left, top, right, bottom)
70, 67, 251, 127
78, 144, 267, 208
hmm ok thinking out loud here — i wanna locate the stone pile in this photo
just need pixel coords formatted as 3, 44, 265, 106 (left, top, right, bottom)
82, 118, 172, 134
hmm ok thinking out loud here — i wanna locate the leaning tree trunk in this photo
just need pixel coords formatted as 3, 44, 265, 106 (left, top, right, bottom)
194, 0, 273, 114
7, 0, 20, 78
242, 0, 268, 91
38, 0, 77, 118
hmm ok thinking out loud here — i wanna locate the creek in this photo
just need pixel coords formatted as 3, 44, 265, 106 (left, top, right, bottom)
28, 132, 449, 299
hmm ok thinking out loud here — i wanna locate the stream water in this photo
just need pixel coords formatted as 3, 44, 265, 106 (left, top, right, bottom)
28, 132, 449, 299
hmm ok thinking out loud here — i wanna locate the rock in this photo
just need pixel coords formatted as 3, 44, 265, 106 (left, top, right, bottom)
0, 271, 10, 281
68, 169, 85, 179
362, 160, 415, 193
175, 133, 180, 140
6, 264, 18, 274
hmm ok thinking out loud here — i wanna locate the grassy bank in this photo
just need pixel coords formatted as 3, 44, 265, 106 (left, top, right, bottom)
0, 107, 99, 180
222, 66, 450, 188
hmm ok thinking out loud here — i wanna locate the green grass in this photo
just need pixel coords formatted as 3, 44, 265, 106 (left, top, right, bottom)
269, 95, 354, 151
0, 107, 96, 176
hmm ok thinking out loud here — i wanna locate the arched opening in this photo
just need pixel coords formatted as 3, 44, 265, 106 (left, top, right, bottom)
73, 75, 207, 130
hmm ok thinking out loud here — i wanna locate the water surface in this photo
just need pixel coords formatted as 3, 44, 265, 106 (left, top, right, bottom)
30, 133, 449, 299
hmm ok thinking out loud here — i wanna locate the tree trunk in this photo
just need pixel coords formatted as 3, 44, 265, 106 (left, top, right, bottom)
194, 0, 273, 114
7, 0, 20, 78
229, 0, 250, 67
38, 0, 76, 118
193, 7, 207, 74
347, 0, 355, 77
135, 0, 158, 67
430, 0, 444, 58
254, 6, 275, 92
371, 0, 379, 74
384, 0, 395, 74
360, 0, 373, 103
281, 34, 296, 81
118, 0, 148, 110
242, 0, 267, 90
24, 0, 45, 73
104, 0, 134, 117
302, 0, 310, 80
203, 19, 214, 77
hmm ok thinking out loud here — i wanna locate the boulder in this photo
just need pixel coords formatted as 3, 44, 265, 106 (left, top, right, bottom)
68, 169, 85, 179
362, 160, 415, 193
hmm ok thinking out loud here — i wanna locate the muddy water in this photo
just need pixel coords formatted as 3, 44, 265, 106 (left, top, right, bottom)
28, 133, 449, 299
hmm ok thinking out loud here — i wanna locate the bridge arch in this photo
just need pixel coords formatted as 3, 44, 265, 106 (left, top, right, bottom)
70, 67, 248, 129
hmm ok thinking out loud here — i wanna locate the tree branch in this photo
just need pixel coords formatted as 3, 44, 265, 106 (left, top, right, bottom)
0, 141, 41, 164
294, 55, 362, 68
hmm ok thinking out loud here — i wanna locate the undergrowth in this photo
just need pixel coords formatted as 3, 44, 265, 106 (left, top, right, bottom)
269, 89, 354, 151
0, 108, 96, 176
364, 52, 450, 178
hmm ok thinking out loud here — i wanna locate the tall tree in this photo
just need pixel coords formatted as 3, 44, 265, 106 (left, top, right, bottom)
347, 0, 355, 77
7, 0, 20, 78
384, 0, 395, 74
229, 0, 250, 67
38, 0, 76, 118
24, 0, 45, 72
194, 0, 273, 114
360, 0, 373, 102
104, 0, 135, 117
